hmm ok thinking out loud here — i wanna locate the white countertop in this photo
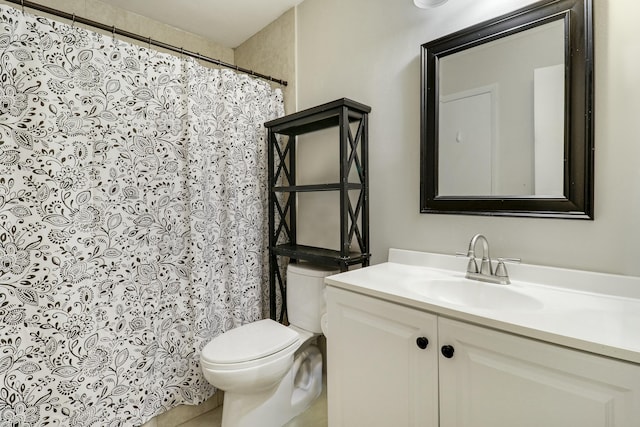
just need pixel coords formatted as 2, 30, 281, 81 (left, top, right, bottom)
325, 249, 640, 364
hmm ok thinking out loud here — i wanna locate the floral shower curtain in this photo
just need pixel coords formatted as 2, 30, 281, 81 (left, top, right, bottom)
0, 5, 283, 426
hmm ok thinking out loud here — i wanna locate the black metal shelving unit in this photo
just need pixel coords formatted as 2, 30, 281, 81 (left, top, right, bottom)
265, 98, 371, 321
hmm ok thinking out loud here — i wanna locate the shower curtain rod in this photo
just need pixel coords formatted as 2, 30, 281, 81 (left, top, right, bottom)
4, 0, 288, 86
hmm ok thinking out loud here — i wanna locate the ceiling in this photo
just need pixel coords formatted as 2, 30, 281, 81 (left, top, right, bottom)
100, 0, 304, 48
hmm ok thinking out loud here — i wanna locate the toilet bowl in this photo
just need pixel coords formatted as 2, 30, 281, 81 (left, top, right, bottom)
200, 263, 338, 427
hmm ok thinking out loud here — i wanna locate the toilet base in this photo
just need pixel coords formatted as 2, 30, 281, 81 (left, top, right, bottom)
221, 345, 323, 427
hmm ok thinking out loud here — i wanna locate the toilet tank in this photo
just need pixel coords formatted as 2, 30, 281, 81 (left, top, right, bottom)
287, 263, 339, 333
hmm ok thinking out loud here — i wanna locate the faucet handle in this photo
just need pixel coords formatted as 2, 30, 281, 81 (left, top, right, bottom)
467, 258, 479, 273
495, 257, 521, 278
456, 252, 479, 273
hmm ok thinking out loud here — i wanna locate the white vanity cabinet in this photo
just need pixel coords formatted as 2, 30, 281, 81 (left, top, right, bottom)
326, 287, 439, 427
327, 287, 640, 427
438, 317, 640, 427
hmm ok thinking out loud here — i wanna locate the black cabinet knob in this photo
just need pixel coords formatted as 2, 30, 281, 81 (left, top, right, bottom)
441, 345, 455, 358
416, 337, 429, 349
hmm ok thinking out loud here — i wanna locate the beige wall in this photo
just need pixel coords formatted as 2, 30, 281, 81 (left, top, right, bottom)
296, 0, 640, 277
0, 0, 234, 63
236, 8, 296, 114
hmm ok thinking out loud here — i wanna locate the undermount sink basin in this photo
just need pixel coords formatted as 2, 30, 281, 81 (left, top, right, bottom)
405, 277, 544, 311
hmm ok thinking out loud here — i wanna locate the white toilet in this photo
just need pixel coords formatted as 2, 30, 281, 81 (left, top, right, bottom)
200, 263, 337, 427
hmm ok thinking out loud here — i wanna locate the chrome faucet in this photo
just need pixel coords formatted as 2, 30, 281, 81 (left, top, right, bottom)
458, 234, 519, 285
466, 234, 493, 276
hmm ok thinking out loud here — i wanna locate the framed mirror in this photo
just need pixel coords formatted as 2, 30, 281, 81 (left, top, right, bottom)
420, 0, 593, 219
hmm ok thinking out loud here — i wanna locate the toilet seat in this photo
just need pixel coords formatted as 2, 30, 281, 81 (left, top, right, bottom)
201, 319, 300, 370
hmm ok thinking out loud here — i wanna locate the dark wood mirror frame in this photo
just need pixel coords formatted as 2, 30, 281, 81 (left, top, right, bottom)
420, 0, 593, 219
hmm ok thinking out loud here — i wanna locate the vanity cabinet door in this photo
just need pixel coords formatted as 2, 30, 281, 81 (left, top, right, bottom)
438, 318, 640, 427
327, 287, 438, 427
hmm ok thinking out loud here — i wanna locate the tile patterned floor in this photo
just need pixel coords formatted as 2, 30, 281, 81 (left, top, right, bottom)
177, 377, 327, 427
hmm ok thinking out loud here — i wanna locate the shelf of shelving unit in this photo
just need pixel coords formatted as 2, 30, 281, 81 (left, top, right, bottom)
273, 183, 363, 192
272, 244, 370, 266
265, 98, 371, 322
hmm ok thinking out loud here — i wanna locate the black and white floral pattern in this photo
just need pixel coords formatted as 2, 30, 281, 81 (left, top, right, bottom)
0, 5, 283, 426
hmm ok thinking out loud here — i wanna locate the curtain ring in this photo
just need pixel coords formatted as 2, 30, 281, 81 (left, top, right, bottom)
148, 36, 151, 50
112, 25, 116, 39
21, 0, 25, 14
180, 47, 184, 58
71, 13, 76, 27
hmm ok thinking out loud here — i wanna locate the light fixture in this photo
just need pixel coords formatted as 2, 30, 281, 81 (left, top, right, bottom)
413, 0, 448, 8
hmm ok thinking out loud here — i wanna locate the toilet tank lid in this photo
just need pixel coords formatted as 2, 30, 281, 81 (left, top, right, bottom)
201, 319, 299, 364
287, 263, 340, 277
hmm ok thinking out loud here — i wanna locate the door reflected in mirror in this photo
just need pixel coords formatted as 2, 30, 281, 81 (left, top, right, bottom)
438, 20, 564, 197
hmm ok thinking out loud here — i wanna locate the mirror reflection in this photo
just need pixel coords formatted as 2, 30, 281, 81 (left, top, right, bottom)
438, 20, 565, 197
420, 0, 594, 219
